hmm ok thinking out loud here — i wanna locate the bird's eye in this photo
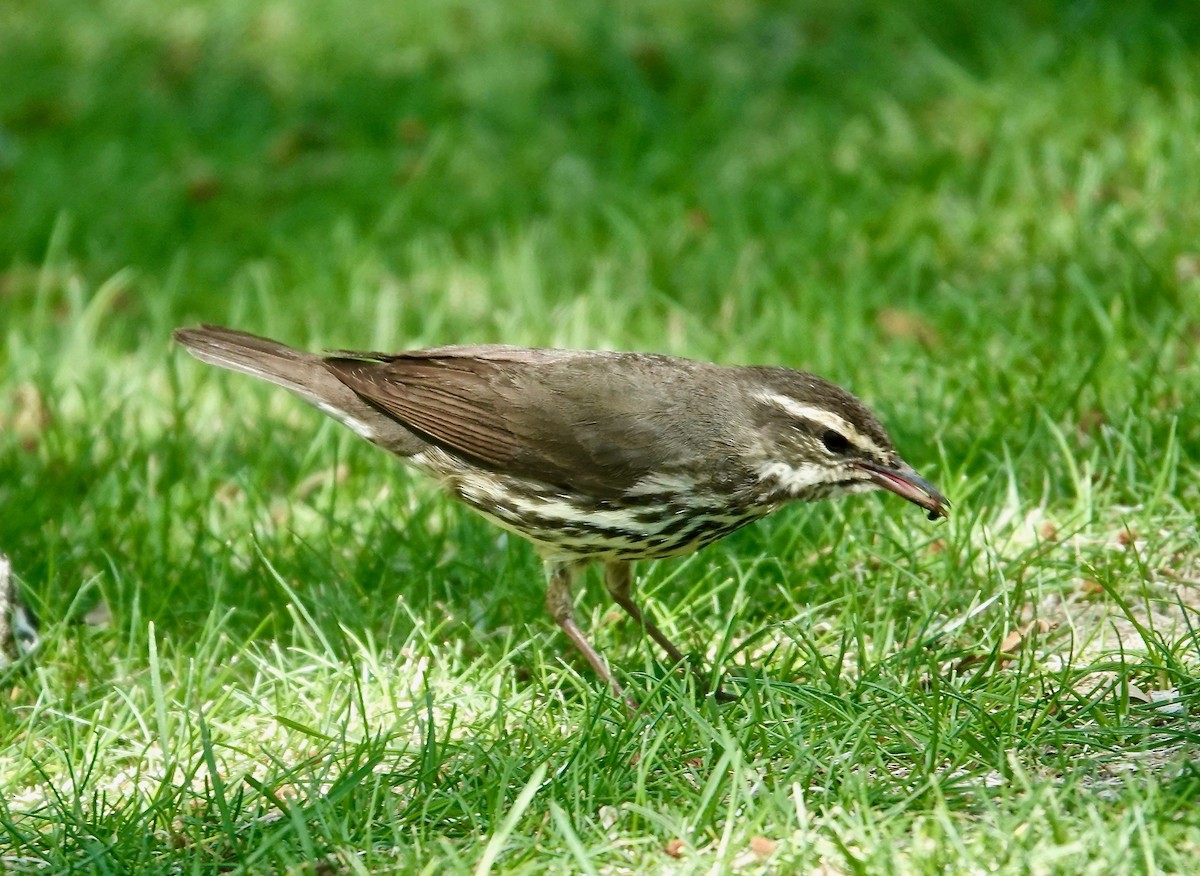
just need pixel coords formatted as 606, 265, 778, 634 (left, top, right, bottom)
821, 429, 852, 454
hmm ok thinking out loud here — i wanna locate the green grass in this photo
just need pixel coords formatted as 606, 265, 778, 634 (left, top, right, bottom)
3, 0, 1200, 872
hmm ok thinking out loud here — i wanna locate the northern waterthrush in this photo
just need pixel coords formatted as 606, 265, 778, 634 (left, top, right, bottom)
175, 325, 948, 706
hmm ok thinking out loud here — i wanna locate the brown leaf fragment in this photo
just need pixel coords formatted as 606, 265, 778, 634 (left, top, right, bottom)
169, 819, 192, 849
4, 385, 53, 444
998, 630, 1023, 654
1126, 683, 1152, 705
1077, 408, 1105, 436
397, 116, 428, 144
953, 619, 1050, 674
185, 167, 221, 203
876, 307, 941, 347
664, 838, 686, 859
950, 649, 991, 673
685, 208, 711, 232
215, 481, 243, 504
750, 836, 777, 858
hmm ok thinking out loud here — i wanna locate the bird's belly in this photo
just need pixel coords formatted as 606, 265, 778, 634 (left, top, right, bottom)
469, 502, 770, 561
405, 448, 774, 561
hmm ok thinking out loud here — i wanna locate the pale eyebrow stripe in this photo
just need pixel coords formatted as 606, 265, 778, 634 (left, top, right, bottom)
751, 390, 884, 456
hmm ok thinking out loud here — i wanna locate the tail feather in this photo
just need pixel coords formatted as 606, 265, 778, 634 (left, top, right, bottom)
173, 325, 417, 451
172, 325, 332, 400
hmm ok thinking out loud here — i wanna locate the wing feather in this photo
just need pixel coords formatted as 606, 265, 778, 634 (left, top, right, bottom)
326, 357, 526, 465
323, 348, 717, 498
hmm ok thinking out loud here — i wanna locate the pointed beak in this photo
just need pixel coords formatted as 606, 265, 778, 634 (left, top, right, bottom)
859, 461, 949, 520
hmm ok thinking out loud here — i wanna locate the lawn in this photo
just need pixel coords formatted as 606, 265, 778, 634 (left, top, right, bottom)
2, 0, 1200, 872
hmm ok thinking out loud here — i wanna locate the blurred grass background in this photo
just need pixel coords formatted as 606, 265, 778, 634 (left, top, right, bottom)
2, 1, 1200, 872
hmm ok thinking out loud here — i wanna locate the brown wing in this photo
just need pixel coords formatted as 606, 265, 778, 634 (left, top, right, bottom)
323, 347, 715, 498
324, 350, 545, 466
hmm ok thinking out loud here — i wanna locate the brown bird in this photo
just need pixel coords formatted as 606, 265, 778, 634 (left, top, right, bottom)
174, 326, 947, 707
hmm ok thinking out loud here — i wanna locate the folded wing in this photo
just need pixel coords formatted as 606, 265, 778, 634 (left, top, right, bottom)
324, 347, 701, 498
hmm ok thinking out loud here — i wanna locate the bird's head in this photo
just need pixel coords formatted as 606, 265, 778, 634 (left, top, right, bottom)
743, 369, 949, 519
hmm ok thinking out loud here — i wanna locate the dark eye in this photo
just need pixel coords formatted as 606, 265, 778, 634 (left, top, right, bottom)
821, 429, 851, 454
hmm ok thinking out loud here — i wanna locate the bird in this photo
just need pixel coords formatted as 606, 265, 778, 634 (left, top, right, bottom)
174, 325, 948, 707
0, 553, 39, 670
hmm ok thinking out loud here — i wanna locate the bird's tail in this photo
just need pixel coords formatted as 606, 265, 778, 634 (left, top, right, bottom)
174, 324, 423, 453
173, 325, 348, 407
